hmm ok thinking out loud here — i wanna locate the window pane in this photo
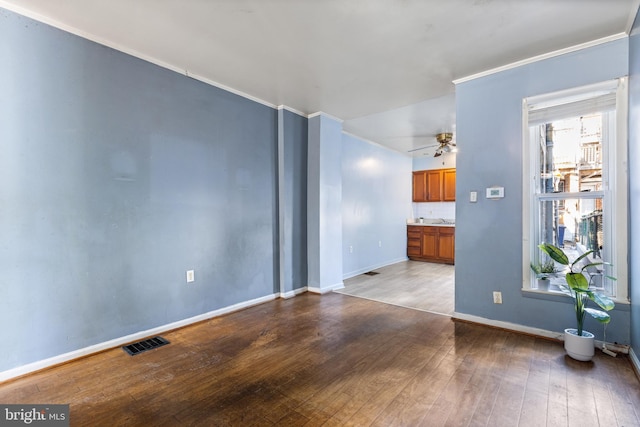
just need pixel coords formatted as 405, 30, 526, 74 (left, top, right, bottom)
537, 198, 607, 291
538, 198, 603, 253
537, 114, 602, 194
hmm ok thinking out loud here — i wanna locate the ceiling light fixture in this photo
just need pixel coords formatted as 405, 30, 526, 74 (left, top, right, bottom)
407, 132, 457, 157
432, 132, 456, 157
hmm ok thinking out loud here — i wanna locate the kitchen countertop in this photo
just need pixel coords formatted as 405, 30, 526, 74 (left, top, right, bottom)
407, 220, 455, 227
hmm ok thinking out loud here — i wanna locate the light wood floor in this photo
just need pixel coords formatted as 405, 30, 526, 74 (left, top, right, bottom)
338, 260, 454, 316
1, 293, 638, 426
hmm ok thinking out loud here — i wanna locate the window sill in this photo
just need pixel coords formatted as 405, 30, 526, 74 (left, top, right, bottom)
521, 288, 630, 310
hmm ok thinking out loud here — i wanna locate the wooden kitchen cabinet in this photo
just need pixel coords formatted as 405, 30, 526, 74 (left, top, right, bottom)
421, 227, 439, 258
412, 171, 428, 202
426, 170, 442, 201
442, 169, 456, 201
412, 168, 456, 202
436, 226, 455, 261
407, 227, 422, 257
407, 225, 455, 264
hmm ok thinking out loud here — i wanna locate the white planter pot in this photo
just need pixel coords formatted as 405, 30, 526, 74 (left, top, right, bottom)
537, 278, 550, 290
564, 328, 595, 361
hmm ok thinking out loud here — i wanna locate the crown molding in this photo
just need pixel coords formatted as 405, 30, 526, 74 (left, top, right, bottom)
453, 33, 628, 85
277, 105, 308, 117
308, 111, 344, 123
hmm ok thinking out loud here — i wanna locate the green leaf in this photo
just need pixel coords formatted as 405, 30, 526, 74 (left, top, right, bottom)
566, 272, 589, 291
585, 307, 611, 323
591, 292, 615, 311
572, 250, 594, 267
538, 243, 569, 265
530, 262, 542, 274
579, 262, 603, 272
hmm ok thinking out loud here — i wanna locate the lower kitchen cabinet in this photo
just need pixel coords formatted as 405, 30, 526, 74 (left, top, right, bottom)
436, 227, 455, 261
407, 227, 422, 257
407, 225, 455, 264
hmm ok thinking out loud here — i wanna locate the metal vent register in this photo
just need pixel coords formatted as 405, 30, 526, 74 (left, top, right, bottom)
123, 336, 170, 356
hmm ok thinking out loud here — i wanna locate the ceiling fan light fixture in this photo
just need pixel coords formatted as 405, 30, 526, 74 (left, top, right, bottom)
442, 145, 458, 153
431, 132, 456, 157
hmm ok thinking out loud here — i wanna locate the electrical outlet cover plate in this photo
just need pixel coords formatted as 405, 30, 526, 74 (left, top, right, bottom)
186, 270, 195, 283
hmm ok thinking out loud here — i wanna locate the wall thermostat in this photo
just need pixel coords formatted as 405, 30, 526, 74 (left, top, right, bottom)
486, 187, 505, 199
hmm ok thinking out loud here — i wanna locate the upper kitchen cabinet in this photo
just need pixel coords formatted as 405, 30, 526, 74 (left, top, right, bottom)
412, 168, 456, 202
412, 171, 428, 202
442, 169, 456, 201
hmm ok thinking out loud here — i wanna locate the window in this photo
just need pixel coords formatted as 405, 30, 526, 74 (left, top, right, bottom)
522, 79, 628, 301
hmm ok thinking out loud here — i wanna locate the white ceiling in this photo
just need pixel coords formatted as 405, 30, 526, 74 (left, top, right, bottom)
2, 0, 639, 156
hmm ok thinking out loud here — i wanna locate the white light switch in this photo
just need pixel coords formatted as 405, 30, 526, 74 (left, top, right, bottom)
470, 191, 478, 203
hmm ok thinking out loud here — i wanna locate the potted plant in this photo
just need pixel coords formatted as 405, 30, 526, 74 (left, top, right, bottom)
538, 242, 615, 361
530, 260, 558, 290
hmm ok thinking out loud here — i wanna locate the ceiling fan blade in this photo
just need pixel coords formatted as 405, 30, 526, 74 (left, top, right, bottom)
407, 144, 439, 153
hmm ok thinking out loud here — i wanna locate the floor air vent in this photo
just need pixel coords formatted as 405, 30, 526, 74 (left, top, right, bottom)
123, 336, 170, 356
364, 271, 380, 276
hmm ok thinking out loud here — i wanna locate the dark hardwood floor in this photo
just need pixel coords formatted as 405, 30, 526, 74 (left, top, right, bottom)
1, 293, 638, 426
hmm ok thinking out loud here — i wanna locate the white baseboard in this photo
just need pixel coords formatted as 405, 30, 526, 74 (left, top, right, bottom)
453, 312, 565, 340
0, 293, 278, 383
630, 348, 640, 376
452, 312, 630, 354
342, 257, 409, 280
280, 286, 308, 299
308, 281, 345, 294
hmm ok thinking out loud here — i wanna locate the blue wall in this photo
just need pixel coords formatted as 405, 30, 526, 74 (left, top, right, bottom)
0, 9, 279, 371
307, 114, 344, 292
455, 38, 631, 344
629, 11, 640, 360
279, 109, 308, 294
342, 134, 412, 278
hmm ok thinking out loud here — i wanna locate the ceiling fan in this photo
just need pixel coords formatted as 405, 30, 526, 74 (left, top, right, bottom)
432, 132, 456, 157
407, 132, 457, 157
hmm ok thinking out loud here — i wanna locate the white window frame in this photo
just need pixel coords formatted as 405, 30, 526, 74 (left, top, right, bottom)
522, 78, 628, 303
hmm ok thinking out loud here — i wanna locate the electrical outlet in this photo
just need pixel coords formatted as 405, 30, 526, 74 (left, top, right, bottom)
493, 291, 502, 304
186, 270, 195, 283
349, 246, 353, 253
378, 241, 382, 248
